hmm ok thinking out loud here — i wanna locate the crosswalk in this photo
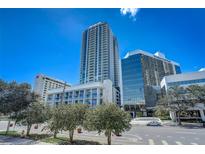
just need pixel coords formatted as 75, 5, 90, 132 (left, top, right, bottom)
191, 143, 198, 145
145, 139, 199, 145
175, 141, 183, 145
146, 139, 200, 145
148, 139, 155, 145
161, 140, 168, 145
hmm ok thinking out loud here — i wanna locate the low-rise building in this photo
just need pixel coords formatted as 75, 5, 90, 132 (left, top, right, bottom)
46, 79, 117, 107
34, 74, 70, 101
160, 70, 205, 122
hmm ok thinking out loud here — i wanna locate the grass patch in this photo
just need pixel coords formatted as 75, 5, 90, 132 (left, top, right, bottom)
0, 131, 20, 137
41, 136, 101, 145
0, 131, 51, 141
0, 131, 101, 145
41, 136, 67, 144
26, 134, 52, 141
159, 116, 171, 120
0, 117, 9, 121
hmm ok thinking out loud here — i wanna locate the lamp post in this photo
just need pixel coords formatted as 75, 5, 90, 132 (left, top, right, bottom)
60, 81, 67, 104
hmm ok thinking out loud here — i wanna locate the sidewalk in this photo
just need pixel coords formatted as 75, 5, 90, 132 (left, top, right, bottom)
162, 120, 204, 129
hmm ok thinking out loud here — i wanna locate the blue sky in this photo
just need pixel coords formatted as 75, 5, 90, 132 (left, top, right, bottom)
0, 8, 205, 86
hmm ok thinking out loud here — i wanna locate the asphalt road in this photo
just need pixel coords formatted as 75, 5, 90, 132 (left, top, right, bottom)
69, 125, 205, 145
1, 121, 205, 145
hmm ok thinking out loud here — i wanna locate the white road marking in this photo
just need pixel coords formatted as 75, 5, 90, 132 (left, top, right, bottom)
180, 136, 185, 139
176, 141, 182, 145
191, 143, 198, 145
129, 138, 139, 143
148, 139, 155, 145
125, 134, 143, 140
176, 131, 196, 135
162, 140, 168, 145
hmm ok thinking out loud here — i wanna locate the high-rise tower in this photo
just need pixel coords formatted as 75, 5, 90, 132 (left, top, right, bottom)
80, 22, 120, 89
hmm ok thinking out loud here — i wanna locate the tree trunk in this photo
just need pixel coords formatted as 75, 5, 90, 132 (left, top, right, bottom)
177, 111, 182, 126
5, 120, 11, 135
26, 124, 32, 136
203, 122, 205, 128
69, 130, 74, 143
107, 130, 112, 145
54, 130, 57, 138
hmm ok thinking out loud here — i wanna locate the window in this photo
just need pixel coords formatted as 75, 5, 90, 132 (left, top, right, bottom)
65, 92, 69, 99
168, 78, 205, 87
47, 95, 53, 101
55, 94, 60, 100
92, 89, 97, 98
92, 99, 97, 107
74, 91, 79, 98
85, 99, 91, 106
86, 90, 91, 98
79, 90, 84, 98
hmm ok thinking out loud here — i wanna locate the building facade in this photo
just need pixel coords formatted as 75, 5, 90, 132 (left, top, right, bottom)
121, 50, 181, 117
34, 74, 70, 101
79, 22, 121, 105
160, 70, 205, 122
161, 70, 205, 91
46, 80, 116, 107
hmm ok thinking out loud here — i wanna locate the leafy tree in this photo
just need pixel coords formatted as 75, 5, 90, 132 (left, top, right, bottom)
154, 105, 169, 118
186, 85, 205, 125
83, 104, 131, 145
0, 79, 34, 134
60, 104, 88, 143
158, 86, 192, 125
186, 85, 205, 104
16, 101, 47, 136
42, 106, 63, 138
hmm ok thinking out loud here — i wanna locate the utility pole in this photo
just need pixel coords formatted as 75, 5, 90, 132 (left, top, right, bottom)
60, 81, 67, 104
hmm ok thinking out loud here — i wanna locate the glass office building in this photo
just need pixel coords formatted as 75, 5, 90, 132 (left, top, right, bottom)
121, 50, 181, 117
121, 54, 145, 105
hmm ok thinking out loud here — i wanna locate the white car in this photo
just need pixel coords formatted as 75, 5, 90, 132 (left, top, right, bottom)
131, 117, 162, 126
147, 121, 162, 126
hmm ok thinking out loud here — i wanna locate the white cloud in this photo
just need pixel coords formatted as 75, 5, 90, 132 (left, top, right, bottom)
120, 8, 140, 21
199, 68, 205, 72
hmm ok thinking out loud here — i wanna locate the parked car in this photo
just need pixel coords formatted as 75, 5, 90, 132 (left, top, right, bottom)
147, 121, 162, 126
131, 117, 162, 126
114, 132, 122, 136
34, 125, 38, 129
77, 127, 82, 133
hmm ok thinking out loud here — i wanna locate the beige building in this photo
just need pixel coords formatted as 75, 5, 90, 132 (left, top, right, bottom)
34, 74, 70, 101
